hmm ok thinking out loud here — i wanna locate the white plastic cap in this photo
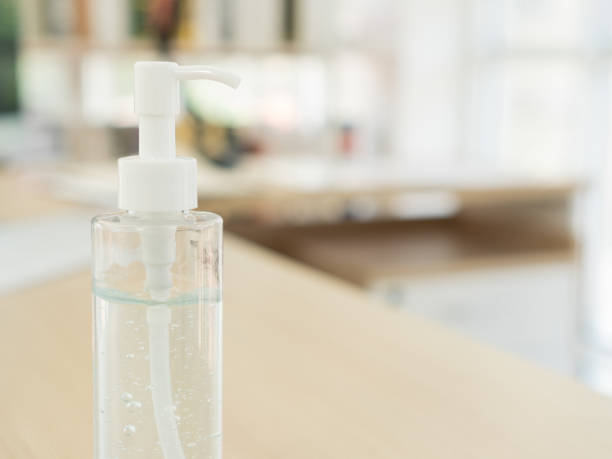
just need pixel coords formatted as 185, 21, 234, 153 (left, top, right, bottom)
118, 61, 240, 212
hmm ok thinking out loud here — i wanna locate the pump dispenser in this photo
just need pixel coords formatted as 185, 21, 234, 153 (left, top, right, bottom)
119, 62, 239, 213
92, 61, 240, 459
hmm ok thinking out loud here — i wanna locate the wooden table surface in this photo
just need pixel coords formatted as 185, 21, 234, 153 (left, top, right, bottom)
1, 233, 612, 458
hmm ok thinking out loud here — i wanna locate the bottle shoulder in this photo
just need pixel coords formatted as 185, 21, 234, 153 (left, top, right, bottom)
92, 210, 222, 230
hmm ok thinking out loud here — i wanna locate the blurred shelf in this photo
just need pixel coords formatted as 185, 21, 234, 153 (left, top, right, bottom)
197, 156, 581, 222
200, 179, 578, 220
20, 37, 343, 56
229, 211, 576, 285
18, 159, 582, 226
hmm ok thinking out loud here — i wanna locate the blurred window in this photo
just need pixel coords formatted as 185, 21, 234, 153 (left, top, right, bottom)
394, 0, 606, 177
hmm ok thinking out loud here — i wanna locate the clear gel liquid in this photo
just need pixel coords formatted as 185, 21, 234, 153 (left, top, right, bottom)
93, 289, 222, 459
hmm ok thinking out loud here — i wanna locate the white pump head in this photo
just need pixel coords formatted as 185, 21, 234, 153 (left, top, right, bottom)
118, 61, 240, 212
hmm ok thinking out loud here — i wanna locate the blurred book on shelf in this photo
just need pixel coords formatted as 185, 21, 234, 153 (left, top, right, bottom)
14, 0, 394, 167
0, 0, 19, 114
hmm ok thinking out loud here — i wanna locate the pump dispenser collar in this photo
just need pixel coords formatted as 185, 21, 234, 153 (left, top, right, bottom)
118, 61, 240, 213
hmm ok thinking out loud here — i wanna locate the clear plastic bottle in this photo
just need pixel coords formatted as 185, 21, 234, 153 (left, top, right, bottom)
92, 61, 238, 459
92, 210, 223, 459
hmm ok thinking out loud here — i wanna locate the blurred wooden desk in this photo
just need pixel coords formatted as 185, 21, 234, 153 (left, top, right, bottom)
0, 234, 611, 458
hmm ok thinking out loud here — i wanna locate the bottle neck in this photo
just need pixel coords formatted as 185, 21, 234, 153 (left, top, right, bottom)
138, 115, 176, 159
126, 210, 187, 223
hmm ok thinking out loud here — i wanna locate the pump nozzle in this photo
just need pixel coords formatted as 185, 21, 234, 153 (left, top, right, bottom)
175, 65, 241, 89
118, 61, 241, 213
134, 62, 241, 119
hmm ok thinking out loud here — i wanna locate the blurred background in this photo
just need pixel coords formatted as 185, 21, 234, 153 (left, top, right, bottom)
2, 0, 612, 395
